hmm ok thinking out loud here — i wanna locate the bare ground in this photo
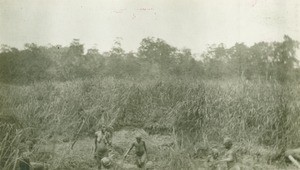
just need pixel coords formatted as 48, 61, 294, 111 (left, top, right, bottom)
43, 128, 298, 170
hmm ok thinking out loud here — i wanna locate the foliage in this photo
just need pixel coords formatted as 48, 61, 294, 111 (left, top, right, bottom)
0, 35, 299, 84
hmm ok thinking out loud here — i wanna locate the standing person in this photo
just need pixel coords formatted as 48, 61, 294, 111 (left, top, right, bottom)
95, 125, 108, 152
219, 137, 240, 170
124, 135, 148, 168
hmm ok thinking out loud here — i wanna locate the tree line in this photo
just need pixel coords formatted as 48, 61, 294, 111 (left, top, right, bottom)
0, 35, 299, 84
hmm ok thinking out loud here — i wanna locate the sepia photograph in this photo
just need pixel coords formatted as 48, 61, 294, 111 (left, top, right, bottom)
0, 0, 300, 169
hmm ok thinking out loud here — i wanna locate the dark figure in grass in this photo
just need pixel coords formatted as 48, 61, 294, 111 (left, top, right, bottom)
219, 138, 240, 170
207, 148, 220, 170
124, 135, 148, 168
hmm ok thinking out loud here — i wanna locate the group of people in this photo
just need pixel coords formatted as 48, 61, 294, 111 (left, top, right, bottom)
15, 122, 300, 170
94, 125, 148, 170
94, 124, 240, 170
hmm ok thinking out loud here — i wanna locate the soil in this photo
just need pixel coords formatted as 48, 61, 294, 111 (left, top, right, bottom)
44, 128, 298, 170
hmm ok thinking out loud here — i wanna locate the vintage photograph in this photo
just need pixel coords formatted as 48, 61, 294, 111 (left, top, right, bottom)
0, 0, 300, 169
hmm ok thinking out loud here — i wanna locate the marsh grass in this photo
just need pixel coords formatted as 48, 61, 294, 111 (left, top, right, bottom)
1, 77, 299, 169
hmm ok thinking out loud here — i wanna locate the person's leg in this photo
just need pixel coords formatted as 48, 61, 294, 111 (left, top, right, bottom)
135, 156, 142, 168
140, 153, 147, 167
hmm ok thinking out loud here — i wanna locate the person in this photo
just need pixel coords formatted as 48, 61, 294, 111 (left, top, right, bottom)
105, 126, 113, 147
95, 125, 109, 152
124, 135, 148, 168
207, 148, 220, 170
219, 137, 240, 170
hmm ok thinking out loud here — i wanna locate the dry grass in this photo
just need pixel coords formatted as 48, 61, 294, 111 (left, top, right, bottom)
1, 77, 300, 169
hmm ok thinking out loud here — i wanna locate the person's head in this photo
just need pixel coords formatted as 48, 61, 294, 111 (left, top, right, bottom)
223, 137, 233, 149
101, 125, 106, 132
26, 140, 34, 151
136, 135, 142, 142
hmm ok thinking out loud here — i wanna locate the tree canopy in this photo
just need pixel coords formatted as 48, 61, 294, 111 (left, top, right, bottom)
0, 35, 299, 84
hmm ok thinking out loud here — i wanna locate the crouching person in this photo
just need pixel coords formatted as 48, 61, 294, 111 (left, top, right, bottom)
19, 141, 49, 170
219, 138, 240, 170
207, 148, 220, 170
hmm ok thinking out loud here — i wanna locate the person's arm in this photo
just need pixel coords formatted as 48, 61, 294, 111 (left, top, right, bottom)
143, 141, 147, 153
124, 143, 134, 158
219, 153, 233, 162
143, 141, 148, 159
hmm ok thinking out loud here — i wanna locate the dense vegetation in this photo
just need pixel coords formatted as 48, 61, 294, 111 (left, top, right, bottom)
0, 35, 299, 84
0, 35, 299, 169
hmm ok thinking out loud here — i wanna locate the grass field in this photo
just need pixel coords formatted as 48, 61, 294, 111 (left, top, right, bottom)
1, 77, 300, 169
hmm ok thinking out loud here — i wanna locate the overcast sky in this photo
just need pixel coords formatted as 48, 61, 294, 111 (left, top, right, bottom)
0, 0, 299, 54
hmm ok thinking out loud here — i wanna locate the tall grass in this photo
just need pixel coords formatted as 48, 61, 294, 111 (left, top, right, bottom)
1, 77, 300, 168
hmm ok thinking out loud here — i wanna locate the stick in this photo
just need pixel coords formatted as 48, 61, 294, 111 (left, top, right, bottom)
288, 155, 300, 169
12, 149, 19, 170
71, 119, 85, 149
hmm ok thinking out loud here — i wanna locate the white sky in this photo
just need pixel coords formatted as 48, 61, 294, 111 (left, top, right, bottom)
0, 0, 300, 54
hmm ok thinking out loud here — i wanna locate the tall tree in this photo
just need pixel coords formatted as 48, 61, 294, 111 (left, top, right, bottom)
138, 37, 177, 75
228, 43, 251, 79
105, 38, 126, 77
272, 35, 299, 82
202, 44, 229, 78
249, 42, 273, 80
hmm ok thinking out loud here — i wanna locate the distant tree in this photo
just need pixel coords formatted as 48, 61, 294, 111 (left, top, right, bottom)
228, 43, 251, 79
0, 44, 13, 53
272, 35, 299, 83
68, 39, 84, 57
58, 39, 91, 80
123, 52, 141, 77
249, 42, 273, 80
0, 46, 20, 83
0, 43, 53, 84
105, 39, 126, 77
138, 37, 177, 75
172, 48, 204, 78
202, 44, 230, 78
